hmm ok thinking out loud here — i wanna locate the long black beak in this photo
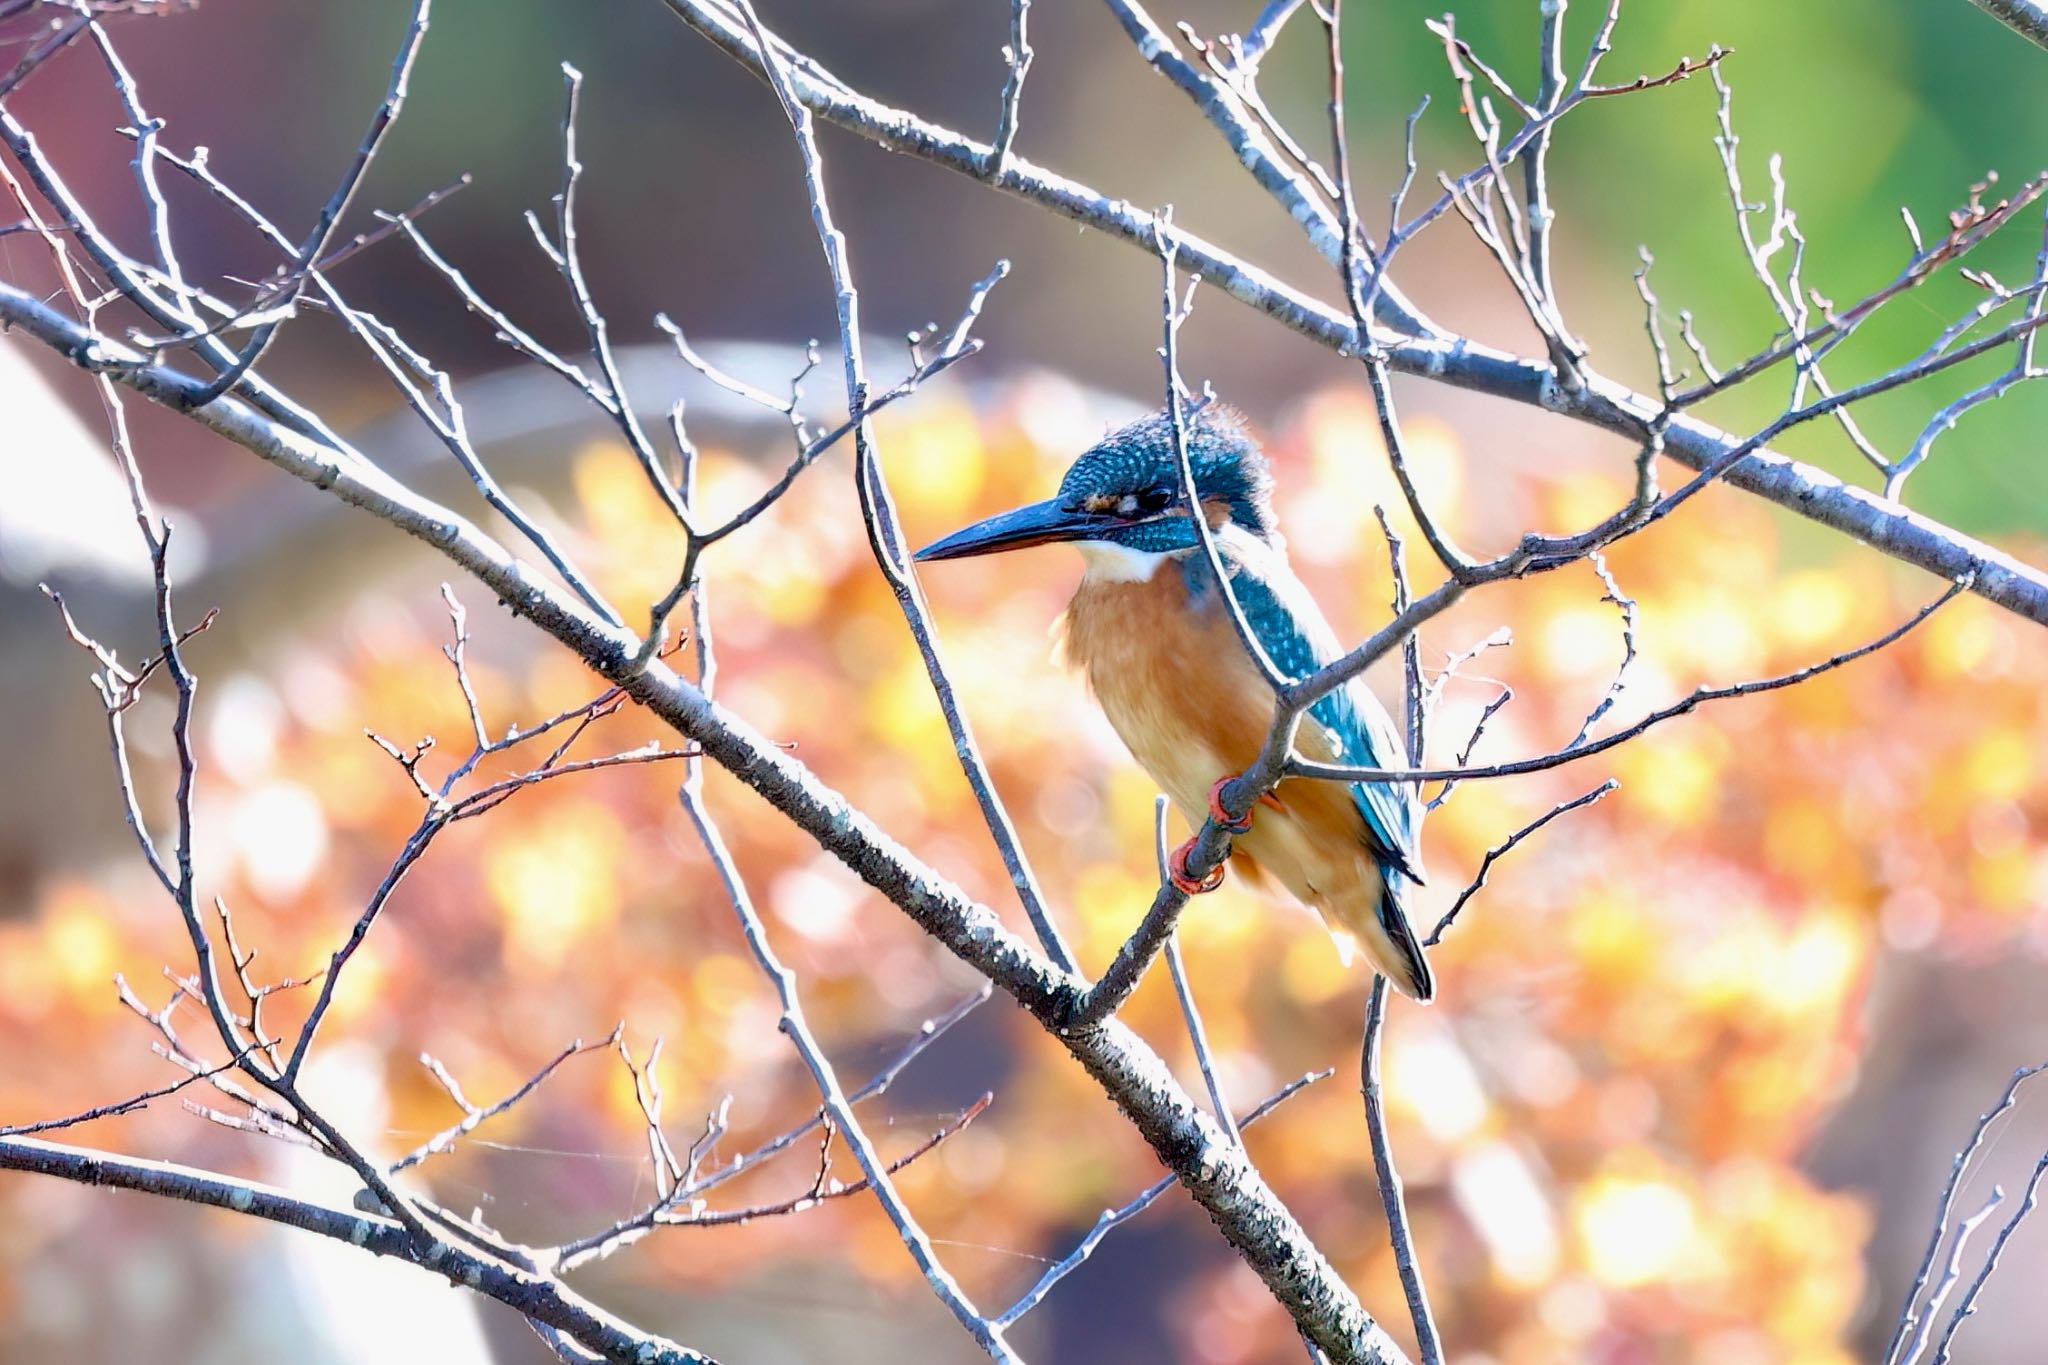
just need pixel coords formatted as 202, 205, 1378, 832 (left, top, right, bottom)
914, 499, 1126, 562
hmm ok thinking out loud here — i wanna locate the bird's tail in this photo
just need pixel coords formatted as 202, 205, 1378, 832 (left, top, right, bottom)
1382, 871, 1435, 1001
1356, 867, 1434, 1002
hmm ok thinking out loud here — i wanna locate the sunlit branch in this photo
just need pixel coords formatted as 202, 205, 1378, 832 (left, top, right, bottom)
732, 1, 1073, 987
552, 987, 991, 1272
184, 0, 431, 405
0, 1135, 716, 1365
993, 1068, 1333, 1328
1360, 979, 1440, 1365
1887, 1062, 2048, 1365
393, 1032, 621, 1175
988, 0, 1030, 174
659, 0, 2048, 627
1291, 578, 1968, 787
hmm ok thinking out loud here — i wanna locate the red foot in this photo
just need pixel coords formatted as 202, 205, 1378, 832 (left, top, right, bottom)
1169, 839, 1227, 895
1206, 777, 1281, 834
1206, 777, 1253, 834
1176, 777, 1284, 894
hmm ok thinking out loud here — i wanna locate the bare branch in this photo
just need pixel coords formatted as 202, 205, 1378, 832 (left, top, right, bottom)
1292, 578, 1968, 788
1566, 555, 1639, 749
731, 1, 1073, 980
657, 1, 2048, 626
553, 987, 991, 1272
1930, 1149, 2048, 1364
185, 0, 431, 405
1888, 1062, 2048, 1365
0, 1136, 717, 1365
1234, 0, 1305, 71
533, 63, 690, 528
671, 262, 1005, 553
1901, 1191, 2004, 1365
653, 1094, 992, 1230
133, 144, 623, 626
1887, 204, 2048, 498
1427, 782, 1618, 946
0, 1051, 252, 1137
1097, 0, 1417, 329
1360, 979, 1441, 1365
1706, 67, 1888, 474
987, 0, 1031, 174
993, 1068, 1333, 1328
1524, 0, 1570, 316
392, 1031, 621, 1175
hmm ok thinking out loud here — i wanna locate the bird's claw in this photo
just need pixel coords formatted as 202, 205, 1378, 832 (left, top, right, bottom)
1205, 776, 1279, 834
1207, 777, 1255, 834
1169, 838, 1227, 895
1174, 777, 1281, 894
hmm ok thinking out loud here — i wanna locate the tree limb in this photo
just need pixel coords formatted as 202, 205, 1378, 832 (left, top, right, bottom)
657, 0, 2048, 628
0, 278, 1410, 1365
0, 1135, 716, 1365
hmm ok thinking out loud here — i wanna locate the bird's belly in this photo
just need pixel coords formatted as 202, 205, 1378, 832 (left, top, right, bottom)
1065, 571, 1276, 801
1066, 570, 1365, 901
1235, 797, 1386, 934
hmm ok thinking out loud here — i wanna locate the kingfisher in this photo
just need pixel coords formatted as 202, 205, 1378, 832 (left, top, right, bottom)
915, 407, 1433, 1000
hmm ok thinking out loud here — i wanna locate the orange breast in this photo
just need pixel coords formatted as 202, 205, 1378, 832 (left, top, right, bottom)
1063, 567, 1274, 811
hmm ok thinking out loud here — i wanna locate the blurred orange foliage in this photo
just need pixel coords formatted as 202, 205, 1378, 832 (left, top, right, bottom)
3, 377, 2045, 1363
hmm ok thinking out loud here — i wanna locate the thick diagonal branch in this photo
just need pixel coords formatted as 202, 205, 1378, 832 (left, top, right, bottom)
0, 283, 1409, 1365
0, 1136, 715, 1365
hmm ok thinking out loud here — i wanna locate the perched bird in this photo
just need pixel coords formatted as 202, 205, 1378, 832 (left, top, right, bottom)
916, 407, 1433, 1000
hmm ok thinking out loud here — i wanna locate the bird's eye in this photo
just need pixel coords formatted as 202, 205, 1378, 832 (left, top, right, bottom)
1133, 486, 1177, 515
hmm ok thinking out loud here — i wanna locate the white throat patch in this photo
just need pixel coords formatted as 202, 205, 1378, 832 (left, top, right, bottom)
1075, 540, 1173, 583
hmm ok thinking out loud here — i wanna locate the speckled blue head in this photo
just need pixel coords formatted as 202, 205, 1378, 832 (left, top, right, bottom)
914, 406, 1276, 564
1056, 406, 1275, 551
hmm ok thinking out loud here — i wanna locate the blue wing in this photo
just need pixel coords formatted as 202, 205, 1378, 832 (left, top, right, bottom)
1308, 677, 1425, 882
1202, 546, 1426, 882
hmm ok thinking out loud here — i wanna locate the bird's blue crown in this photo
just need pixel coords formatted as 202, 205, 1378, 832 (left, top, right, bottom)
1055, 406, 1276, 554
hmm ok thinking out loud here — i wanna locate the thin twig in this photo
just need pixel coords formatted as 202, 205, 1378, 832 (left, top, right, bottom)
1153, 798, 1239, 1145
732, 0, 1071, 978
186, 0, 431, 405
681, 24, 1016, 1348
0, 1051, 253, 1137
1566, 554, 1639, 748
1360, 979, 1440, 1365
1930, 1148, 2048, 1364
1887, 1062, 2048, 1365
535, 63, 690, 528
1293, 579, 1969, 787
1427, 782, 1618, 946
988, 0, 1032, 174
392, 1031, 621, 1174
552, 986, 992, 1272
993, 1068, 1332, 1327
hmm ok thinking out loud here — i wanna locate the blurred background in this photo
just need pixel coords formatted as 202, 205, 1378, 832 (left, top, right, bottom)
4, 1, 2048, 1361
